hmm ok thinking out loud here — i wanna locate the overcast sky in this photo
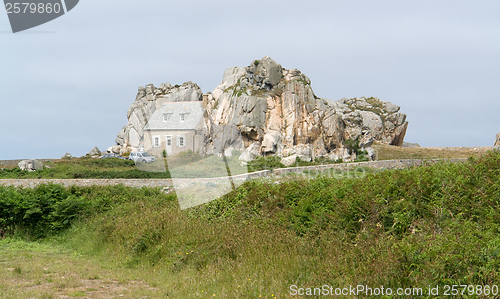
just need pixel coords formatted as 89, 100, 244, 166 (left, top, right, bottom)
1, 0, 499, 160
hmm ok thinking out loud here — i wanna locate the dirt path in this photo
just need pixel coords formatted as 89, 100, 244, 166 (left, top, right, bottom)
0, 239, 163, 299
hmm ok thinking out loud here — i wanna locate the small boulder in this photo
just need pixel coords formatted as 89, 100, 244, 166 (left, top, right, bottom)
62, 153, 72, 159
283, 144, 314, 162
87, 147, 101, 158
403, 142, 421, 148
239, 142, 261, 162
383, 102, 400, 114
18, 159, 44, 172
280, 154, 298, 167
328, 148, 351, 162
111, 145, 121, 154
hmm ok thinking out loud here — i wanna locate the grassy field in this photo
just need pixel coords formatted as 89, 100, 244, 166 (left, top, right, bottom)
0, 153, 248, 180
0, 157, 172, 179
1, 145, 492, 180
0, 239, 163, 298
1, 149, 500, 298
373, 143, 491, 160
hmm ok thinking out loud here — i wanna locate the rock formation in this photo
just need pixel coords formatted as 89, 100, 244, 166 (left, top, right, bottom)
62, 153, 72, 159
86, 147, 101, 158
18, 159, 44, 171
495, 132, 500, 147
111, 57, 409, 162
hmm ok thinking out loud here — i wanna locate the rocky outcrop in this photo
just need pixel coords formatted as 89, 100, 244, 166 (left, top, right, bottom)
495, 132, 500, 147
111, 57, 409, 162
202, 57, 408, 161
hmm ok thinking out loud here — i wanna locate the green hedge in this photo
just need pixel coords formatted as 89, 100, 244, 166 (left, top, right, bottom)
0, 184, 173, 238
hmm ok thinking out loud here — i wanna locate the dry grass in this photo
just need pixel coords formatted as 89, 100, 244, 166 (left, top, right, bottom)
52, 195, 405, 298
0, 239, 162, 298
373, 143, 491, 160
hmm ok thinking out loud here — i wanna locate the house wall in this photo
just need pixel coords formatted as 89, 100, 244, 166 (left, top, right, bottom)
144, 130, 198, 157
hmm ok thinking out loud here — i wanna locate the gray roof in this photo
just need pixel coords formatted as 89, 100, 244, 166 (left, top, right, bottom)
144, 101, 204, 131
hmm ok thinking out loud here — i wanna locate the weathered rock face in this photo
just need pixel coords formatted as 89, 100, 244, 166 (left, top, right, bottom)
495, 132, 500, 147
331, 97, 408, 146
112, 57, 409, 162
202, 57, 408, 161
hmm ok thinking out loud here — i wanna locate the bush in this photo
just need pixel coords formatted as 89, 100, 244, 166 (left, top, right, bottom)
247, 156, 285, 172
344, 138, 371, 162
176, 150, 202, 161
0, 184, 173, 238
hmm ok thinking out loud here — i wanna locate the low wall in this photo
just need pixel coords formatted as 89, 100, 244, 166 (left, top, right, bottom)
273, 158, 468, 176
0, 179, 175, 189
0, 170, 272, 188
0, 159, 468, 188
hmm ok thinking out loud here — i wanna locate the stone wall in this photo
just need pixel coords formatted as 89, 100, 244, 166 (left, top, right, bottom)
272, 158, 468, 176
0, 159, 468, 188
0, 170, 272, 188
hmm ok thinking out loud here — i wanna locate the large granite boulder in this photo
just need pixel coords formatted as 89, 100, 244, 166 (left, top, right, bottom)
202, 57, 408, 160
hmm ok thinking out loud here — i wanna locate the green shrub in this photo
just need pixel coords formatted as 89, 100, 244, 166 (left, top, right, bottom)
4, 150, 500, 294
0, 184, 173, 238
247, 156, 285, 172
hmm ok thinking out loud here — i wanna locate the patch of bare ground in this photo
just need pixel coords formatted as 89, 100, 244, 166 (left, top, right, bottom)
0, 240, 162, 299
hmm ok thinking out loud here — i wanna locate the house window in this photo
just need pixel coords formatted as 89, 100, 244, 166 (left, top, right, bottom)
180, 113, 189, 122
178, 136, 185, 147
163, 113, 172, 122
153, 135, 160, 147
166, 136, 172, 146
